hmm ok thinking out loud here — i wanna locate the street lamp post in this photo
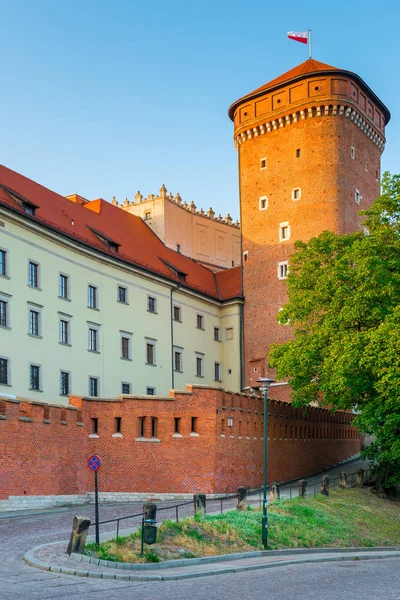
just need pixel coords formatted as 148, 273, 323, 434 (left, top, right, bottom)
257, 377, 275, 549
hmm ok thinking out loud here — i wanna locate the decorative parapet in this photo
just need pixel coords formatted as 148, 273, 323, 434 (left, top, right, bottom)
114, 185, 240, 228
234, 104, 385, 152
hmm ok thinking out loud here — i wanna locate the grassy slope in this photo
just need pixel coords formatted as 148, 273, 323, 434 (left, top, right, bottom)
86, 488, 400, 563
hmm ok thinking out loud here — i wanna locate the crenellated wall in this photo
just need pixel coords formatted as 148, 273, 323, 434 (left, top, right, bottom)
0, 387, 361, 508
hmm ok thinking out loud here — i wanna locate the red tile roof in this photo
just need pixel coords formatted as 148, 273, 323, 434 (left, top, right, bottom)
0, 164, 242, 301
228, 59, 390, 123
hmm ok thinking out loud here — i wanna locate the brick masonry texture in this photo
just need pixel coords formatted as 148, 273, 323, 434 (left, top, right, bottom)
0, 387, 360, 505
233, 72, 385, 391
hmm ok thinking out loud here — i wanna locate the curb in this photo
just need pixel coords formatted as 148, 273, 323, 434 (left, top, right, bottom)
24, 545, 400, 582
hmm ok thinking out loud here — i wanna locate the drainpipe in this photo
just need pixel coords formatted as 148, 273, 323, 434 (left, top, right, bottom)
170, 287, 175, 390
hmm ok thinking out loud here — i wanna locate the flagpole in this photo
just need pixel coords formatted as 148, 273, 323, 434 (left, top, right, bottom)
308, 29, 312, 59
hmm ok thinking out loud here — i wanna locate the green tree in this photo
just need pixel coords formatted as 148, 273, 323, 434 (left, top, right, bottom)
269, 173, 400, 491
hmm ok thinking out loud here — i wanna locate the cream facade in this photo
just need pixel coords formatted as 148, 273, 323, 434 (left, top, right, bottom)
0, 208, 242, 405
114, 186, 241, 271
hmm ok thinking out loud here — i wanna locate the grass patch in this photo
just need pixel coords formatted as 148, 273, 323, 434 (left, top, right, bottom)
86, 488, 400, 563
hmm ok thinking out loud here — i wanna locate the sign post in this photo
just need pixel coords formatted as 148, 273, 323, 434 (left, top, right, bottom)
88, 455, 101, 546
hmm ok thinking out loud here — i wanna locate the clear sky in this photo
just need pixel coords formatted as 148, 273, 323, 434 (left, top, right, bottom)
1, 0, 398, 221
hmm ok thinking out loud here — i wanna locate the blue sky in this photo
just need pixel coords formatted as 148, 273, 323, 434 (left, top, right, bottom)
1, 0, 398, 221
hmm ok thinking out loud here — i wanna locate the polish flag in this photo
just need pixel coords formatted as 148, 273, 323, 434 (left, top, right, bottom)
287, 31, 308, 44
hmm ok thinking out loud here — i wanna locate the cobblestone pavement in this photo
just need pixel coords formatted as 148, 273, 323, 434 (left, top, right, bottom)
0, 457, 380, 599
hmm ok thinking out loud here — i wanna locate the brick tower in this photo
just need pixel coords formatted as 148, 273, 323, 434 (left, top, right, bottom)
228, 59, 390, 398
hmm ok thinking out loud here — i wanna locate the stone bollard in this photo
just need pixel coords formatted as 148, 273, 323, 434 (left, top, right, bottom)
236, 487, 248, 511
143, 502, 157, 522
270, 482, 281, 504
356, 469, 365, 487
193, 494, 206, 517
339, 472, 348, 489
320, 475, 330, 496
66, 516, 91, 555
298, 479, 308, 497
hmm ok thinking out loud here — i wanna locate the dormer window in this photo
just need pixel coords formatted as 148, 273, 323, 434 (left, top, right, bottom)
0, 185, 38, 216
160, 259, 187, 283
87, 226, 120, 254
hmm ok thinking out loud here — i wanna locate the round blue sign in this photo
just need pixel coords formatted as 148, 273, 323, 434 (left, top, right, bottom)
88, 455, 101, 472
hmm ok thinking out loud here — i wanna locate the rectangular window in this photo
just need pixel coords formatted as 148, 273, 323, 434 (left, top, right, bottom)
0, 250, 7, 277
174, 350, 182, 372
60, 371, 70, 396
146, 387, 155, 395
121, 336, 130, 359
196, 355, 204, 377
173, 305, 181, 322
260, 158, 267, 170
90, 417, 98, 434
118, 286, 127, 303
279, 222, 290, 242
259, 197, 268, 210
146, 342, 155, 365
89, 377, 99, 397
292, 188, 301, 201
88, 285, 98, 308
174, 417, 181, 434
145, 211, 151, 220
196, 314, 204, 329
0, 300, 8, 327
28, 262, 39, 288
214, 327, 221, 341
59, 320, 69, 345
225, 327, 233, 341
214, 362, 222, 382
148, 296, 156, 313
30, 364, 40, 390
114, 417, 122, 434
296, 148, 301, 158
278, 261, 288, 280
29, 310, 39, 336
355, 189, 362, 204
351, 146, 355, 160
0, 358, 9, 385
191, 417, 198, 434
59, 274, 69, 299
138, 416, 145, 436
151, 417, 158, 438
88, 328, 98, 352
121, 382, 131, 394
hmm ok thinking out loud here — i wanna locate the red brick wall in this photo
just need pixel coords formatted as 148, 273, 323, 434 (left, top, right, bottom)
0, 388, 361, 500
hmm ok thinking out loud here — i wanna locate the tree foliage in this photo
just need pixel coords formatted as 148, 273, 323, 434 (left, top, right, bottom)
269, 173, 400, 490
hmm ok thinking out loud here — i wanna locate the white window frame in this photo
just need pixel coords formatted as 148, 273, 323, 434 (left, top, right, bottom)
0, 292, 11, 329
28, 260, 40, 289
59, 272, 70, 300
260, 157, 267, 170
196, 314, 204, 330
243, 251, 248, 262
279, 222, 290, 242
117, 285, 128, 304
173, 346, 183, 373
292, 187, 301, 201
58, 312, 72, 346
278, 261, 289, 280
120, 330, 132, 360
173, 305, 182, 322
355, 189, 362, 204
214, 362, 222, 382
351, 146, 356, 160
259, 196, 268, 211
214, 327, 221, 342
147, 296, 157, 313
28, 302, 43, 338
145, 337, 157, 366
29, 363, 42, 392
60, 370, 71, 396
195, 352, 204, 378
87, 284, 99, 309
88, 375, 99, 397
87, 322, 101, 353
0, 355, 11, 386
0, 247, 9, 279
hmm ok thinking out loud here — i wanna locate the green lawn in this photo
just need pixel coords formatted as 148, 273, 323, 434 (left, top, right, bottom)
86, 488, 400, 563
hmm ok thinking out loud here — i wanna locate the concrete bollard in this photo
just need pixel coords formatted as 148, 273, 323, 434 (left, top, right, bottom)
270, 482, 281, 503
320, 474, 330, 496
193, 494, 206, 517
356, 469, 365, 487
143, 502, 157, 522
66, 516, 91, 555
298, 479, 308, 497
339, 472, 348, 489
236, 486, 248, 510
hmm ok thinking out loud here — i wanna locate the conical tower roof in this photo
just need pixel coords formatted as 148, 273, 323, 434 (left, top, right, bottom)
228, 59, 390, 123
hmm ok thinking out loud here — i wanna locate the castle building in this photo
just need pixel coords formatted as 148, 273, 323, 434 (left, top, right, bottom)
228, 59, 390, 396
114, 186, 241, 271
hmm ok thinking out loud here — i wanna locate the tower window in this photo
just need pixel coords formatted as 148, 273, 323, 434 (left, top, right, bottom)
145, 212, 151, 220
259, 196, 268, 211
351, 146, 356, 160
296, 148, 301, 158
355, 189, 362, 205
243, 251, 248, 262
260, 158, 267, 170
278, 261, 289, 280
292, 188, 301, 201
279, 222, 290, 242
